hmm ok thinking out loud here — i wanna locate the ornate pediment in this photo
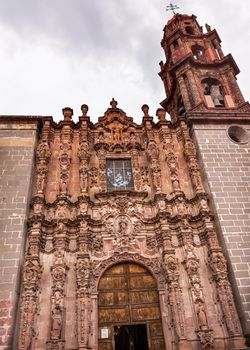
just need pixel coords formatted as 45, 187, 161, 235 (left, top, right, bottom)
95, 98, 138, 129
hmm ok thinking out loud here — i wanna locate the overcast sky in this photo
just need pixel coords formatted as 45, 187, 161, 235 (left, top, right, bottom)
0, 0, 249, 123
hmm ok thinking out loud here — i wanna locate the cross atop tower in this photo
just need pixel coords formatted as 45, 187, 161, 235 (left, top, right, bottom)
166, 2, 179, 15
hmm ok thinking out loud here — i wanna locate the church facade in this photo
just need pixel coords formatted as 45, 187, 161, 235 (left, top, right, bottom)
0, 13, 250, 350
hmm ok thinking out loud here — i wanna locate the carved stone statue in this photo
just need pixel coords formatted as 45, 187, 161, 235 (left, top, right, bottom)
197, 302, 208, 330
51, 306, 63, 339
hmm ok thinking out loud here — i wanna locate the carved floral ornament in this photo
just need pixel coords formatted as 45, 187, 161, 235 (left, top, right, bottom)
36, 140, 51, 160
209, 251, 227, 276
78, 141, 89, 160
198, 330, 215, 350
51, 265, 67, 283
23, 259, 41, 285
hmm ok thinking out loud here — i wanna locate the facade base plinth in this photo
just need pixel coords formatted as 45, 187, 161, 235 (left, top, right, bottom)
178, 339, 192, 350
228, 336, 248, 349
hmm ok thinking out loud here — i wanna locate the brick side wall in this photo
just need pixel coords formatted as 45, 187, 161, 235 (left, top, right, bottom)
0, 122, 38, 349
192, 123, 250, 334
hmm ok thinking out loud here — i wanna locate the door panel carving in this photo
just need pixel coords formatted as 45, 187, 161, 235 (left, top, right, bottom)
99, 308, 130, 323
98, 262, 165, 350
99, 276, 127, 290
131, 306, 160, 321
99, 292, 128, 306
129, 275, 156, 289
130, 290, 158, 304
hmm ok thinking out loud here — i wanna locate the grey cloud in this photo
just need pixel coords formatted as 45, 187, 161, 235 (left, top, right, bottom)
0, 1, 142, 55
0, 0, 168, 95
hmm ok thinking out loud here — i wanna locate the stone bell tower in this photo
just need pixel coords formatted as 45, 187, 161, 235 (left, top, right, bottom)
159, 13, 250, 344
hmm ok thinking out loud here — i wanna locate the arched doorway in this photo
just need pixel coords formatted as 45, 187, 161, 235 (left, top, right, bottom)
98, 262, 165, 350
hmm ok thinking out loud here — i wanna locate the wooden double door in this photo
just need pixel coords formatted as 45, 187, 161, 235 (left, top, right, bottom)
98, 263, 165, 350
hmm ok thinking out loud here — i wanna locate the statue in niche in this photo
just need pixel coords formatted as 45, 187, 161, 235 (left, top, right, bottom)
52, 289, 63, 307
51, 306, 63, 339
112, 128, 122, 143
79, 164, 88, 193
118, 217, 128, 243
197, 303, 208, 330
119, 218, 127, 233
115, 216, 131, 248
130, 132, 137, 144
147, 140, 159, 159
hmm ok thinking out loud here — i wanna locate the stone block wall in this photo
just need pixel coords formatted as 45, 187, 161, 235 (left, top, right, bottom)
0, 118, 39, 349
192, 122, 250, 334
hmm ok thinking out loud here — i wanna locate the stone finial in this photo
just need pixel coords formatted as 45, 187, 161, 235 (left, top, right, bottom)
81, 104, 89, 116
205, 23, 211, 32
62, 107, 73, 121
141, 104, 149, 117
156, 108, 166, 121
110, 98, 118, 109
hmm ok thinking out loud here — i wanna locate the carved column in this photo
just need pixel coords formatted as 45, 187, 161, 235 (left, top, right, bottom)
146, 140, 162, 193
130, 148, 141, 191
182, 222, 215, 350
91, 293, 98, 350
163, 246, 187, 343
201, 215, 243, 346
186, 70, 202, 106
181, 122, 204, 194
35, 121, 51, 197
78, 110, 90, 195
178, 76, 192, 110
18, 119, 52, 349
170, 44, 177, 64
209, 249, 242, 336
76, 221, 91, 349
163, 138, 181, 193
47, 223, 69, 350
76, 255, 91, 349
78, 141, 90, 194
18, 221, 42, 350
227, 70, 245, 105
96, 145, 108, 192
59, 109, 73, 195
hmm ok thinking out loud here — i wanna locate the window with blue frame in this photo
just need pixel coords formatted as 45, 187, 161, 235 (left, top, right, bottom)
106, 159, 134, 191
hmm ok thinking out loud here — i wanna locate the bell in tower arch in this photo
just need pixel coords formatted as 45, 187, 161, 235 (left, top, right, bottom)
202, 78, 225, 108
210, 84, 224, 107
